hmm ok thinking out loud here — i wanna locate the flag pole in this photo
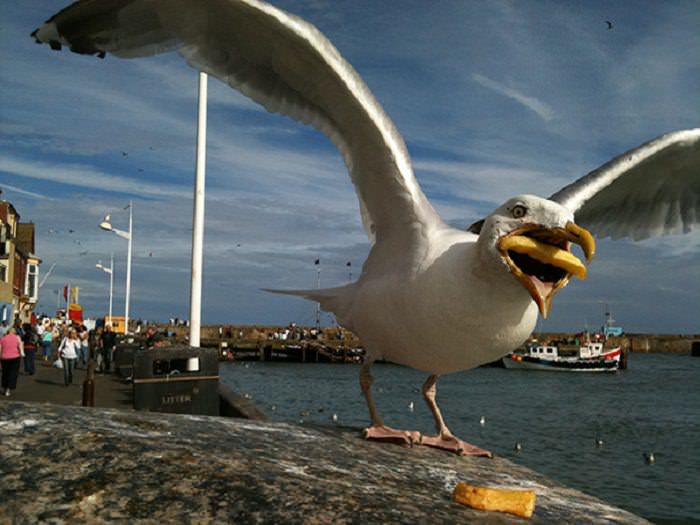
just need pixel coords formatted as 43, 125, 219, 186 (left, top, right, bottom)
189, 72, 208, 348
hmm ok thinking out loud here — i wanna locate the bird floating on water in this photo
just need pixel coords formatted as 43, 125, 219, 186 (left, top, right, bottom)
32, 0, 700, 458
595, 437, 604, 448
514, 442, 523, 452
643, 452, 656, 464
480, 416, 487, 426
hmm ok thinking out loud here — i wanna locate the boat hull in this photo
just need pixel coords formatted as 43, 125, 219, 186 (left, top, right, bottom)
502, 348, 621, 372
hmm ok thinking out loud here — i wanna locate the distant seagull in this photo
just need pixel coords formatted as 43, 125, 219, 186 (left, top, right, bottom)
122, 151, 128, 157
148, 252, 153, 257
595, 437, 604, 448
68, 229, 74, 234
47, 229, 57, 234
408, 401, 415, 413
331, 413, 338, 423
605, 20, 614, 30
479, 416, 486, 426
32, 0, 700, 458
514, 442, 523, 452
643, 452, 655, 464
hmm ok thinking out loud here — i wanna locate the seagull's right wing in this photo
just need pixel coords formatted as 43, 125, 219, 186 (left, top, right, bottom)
32, 0, 445, 245
549, 129, 700, 240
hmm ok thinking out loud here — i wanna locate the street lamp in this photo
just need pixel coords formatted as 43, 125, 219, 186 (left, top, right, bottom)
100, 201, 133, 334
96, 254, 114, 325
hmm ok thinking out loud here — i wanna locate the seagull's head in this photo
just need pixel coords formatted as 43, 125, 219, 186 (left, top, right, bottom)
476, 195, 596, 318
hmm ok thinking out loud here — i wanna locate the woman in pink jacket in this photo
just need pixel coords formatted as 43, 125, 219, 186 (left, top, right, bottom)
0, 327, 24, 396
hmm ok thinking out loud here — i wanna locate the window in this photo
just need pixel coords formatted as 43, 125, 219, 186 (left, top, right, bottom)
0, 262, 6, 282
26, 263, 38, 301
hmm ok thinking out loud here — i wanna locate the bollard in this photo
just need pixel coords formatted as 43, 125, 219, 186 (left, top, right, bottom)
82, 360, 96, 407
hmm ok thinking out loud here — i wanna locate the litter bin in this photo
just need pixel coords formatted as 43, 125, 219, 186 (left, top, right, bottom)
114, 342, 142, 378
133, 346, 219, 416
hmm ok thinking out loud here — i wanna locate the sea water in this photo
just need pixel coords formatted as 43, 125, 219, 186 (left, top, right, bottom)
220, 353, 700, 524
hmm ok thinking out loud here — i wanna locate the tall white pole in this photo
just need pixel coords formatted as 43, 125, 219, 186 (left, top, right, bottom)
108, 253, 114, 324
315, 263, 321, 331
124, 200, 133, 334
189, 72, 207, 348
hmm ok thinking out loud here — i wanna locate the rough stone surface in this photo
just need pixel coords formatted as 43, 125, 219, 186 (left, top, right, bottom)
0, 402, 648, 524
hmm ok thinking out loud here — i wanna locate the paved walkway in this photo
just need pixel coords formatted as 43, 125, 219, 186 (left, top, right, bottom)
0, 358, 132, 410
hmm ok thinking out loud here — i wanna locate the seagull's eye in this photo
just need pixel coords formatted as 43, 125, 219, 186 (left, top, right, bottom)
511, 205, 527, 219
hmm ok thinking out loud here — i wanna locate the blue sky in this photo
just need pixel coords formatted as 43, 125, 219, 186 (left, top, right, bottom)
1, 1, 698, 333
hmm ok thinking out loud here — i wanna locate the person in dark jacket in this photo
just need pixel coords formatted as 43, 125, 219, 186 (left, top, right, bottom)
100, 324, 117, 372
21, 323, 38, 375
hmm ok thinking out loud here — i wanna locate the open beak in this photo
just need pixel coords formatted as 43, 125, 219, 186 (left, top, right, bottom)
497, 222, 596, 318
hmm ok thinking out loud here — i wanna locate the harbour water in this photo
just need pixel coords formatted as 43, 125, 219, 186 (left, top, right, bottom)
220, 353, 700, 524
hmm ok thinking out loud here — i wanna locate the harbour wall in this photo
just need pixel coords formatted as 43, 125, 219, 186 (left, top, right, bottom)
0, 401, 650, 523
162, 324, 698, 354
534, 333, 699, 354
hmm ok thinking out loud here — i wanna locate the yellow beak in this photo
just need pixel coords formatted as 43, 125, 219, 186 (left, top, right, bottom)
497, 222, 596, 318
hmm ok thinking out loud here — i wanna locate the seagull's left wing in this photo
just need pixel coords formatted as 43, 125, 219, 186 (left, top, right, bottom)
549, 129, 700, 240
32, 0, 445, 247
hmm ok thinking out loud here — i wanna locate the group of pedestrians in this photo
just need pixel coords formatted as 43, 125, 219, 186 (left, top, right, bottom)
0, 317, 119, 396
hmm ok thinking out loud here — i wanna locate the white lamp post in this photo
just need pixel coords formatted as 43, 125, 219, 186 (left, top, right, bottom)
95, 253, 114, 325
189, 71, 208, 348
100, 201, 133, 334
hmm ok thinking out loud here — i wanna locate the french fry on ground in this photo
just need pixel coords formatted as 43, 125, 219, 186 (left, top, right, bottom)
452, 481, 536, 519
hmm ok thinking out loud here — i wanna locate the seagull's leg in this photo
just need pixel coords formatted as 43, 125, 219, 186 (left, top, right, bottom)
419, 375, 492, 457
360, 362, 420, 446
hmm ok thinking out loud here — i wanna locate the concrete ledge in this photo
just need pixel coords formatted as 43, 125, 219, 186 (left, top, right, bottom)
0, 402, 648, 523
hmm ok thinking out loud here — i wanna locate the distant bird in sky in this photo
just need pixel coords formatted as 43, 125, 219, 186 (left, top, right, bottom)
605, 20, 614, 30
33, 0, 700, 457
122, 151, 128, 157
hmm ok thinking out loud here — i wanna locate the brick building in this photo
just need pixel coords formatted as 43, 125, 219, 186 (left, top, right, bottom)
0, 200, 41, 325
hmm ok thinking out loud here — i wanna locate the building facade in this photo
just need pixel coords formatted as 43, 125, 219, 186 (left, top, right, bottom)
0, 201, 40, 325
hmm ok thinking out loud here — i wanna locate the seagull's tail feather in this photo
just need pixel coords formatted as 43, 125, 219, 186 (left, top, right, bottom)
263, 284, 357, 329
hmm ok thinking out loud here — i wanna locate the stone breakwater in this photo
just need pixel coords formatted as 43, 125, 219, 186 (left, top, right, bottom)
0, 401, 649, 524
535, 333, 699, 354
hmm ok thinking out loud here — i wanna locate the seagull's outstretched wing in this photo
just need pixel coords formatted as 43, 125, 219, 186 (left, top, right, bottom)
549, 129, 700, 240
32, 0, 444, 245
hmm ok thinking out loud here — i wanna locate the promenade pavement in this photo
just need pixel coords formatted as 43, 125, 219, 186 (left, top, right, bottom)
0, 358, 132, 409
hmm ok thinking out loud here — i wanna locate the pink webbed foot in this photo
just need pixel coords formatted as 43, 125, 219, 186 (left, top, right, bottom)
420, 433, 493, 458
362, 425, 421, 448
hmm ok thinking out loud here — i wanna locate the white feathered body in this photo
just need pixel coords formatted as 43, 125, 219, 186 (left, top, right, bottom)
319, 225, 538, 375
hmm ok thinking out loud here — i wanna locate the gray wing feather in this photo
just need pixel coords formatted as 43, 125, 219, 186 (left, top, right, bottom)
549, 129, 700, 240
32, 0, 444, 245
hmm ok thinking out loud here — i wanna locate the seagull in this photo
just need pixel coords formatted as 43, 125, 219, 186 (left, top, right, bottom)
32, 0, 700, 457
605, 20, 614, 30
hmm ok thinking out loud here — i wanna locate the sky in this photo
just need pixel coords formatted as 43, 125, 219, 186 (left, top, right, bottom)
1, 1, 698, 333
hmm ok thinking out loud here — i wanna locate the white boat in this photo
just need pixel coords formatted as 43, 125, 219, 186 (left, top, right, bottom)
503, 337, 621, 372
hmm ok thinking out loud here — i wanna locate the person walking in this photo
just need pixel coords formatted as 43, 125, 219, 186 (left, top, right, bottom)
21, 323, 38, 376
0, 327, 24, 396
41, 323, 54, 361
100, 324, 117, 373
57, 328, 80, 386
78, 326, 89, 368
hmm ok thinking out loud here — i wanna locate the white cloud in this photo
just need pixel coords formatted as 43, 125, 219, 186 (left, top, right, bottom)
472, 73, 556, 122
